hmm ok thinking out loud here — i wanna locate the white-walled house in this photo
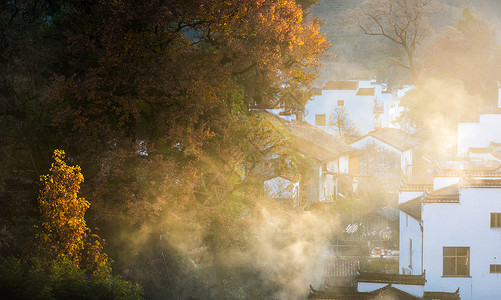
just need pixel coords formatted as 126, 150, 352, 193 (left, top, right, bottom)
350, 128, 416, 177
262, 114, 356, 203
398, 171, 501, 300
305, 80, 410, 136
457, 84, 501, 157
395, 84, 501, 300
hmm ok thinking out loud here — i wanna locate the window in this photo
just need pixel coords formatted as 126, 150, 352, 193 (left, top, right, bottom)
337, 100, 344, 106
409, 239, 413, 268
315, 114, 326, 126
443, 247, 470, 276
491, 213, 501, 228
490, 264, 501, 273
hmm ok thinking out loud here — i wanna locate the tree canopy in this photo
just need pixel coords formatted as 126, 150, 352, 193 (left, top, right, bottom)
0, 0, 331, 298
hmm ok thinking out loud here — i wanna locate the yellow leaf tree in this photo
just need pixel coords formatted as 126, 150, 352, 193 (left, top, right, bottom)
38, 149, 107, 272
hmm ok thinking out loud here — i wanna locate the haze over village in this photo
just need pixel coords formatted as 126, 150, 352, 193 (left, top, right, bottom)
1, 0, 501, 299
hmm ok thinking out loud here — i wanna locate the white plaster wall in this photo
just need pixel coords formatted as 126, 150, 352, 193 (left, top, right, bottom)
357, 282, 387, 293
338, 155, 349, 174
305, 90, 375, 136
351, 137, 410, 174
323, 173, 336, 202
458, 114, 501, 156
399, 191, 423, 204
422, 188, 501, 300
379, 92, 393, 128
392, 284, 424, 298
433, 177, 460, 191
399, 212, 423, 275
402, 149, 413, 176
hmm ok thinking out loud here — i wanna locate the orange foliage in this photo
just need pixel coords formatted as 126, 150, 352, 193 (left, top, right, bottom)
38, 150, 107, 272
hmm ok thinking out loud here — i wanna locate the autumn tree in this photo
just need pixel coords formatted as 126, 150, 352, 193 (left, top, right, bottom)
343, 0, 438, 80
328, 107, 360, 142
38, 150, 107, 272
1, 0, 329, 297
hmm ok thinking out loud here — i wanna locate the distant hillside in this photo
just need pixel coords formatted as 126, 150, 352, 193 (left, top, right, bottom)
309, 0, 501, 85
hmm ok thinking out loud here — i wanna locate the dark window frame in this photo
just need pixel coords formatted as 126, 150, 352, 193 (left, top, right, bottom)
443, 247, 470, 277
315, 114, 326, 126
490, 264, 501, 273
491, 213, 501, 228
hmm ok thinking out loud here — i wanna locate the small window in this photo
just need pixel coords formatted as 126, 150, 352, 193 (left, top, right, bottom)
490, 264, 501, 273
443, 247, 470, 277
491, 213, 501, 228
409, 239, 413, 268
315, 114, 326, 126
337, 100, 344, 106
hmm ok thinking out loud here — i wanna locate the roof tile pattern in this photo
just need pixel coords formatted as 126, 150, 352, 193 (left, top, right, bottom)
324, 81, 359, 90
285, 122, 353, 162
356, 88, 375, 96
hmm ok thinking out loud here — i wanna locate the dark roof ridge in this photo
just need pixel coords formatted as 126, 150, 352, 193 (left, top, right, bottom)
357, 271, 426, 285
351, 128, 415, 151
399, 196, 422, 221
423, 184, 459, 203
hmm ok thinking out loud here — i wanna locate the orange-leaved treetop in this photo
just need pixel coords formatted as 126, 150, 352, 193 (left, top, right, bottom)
38, 149, 108, 273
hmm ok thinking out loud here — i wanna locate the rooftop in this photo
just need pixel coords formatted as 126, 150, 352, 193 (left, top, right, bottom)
357, 271, 426, 285
352, 128, 416, 151
284, 121, 353, 162
356, 88, 375, 96
323, 81, 359, 90
460, 177, 501, 188
308, 284, 459, 300
399, 197, 422, 220
423, 184, 459, 203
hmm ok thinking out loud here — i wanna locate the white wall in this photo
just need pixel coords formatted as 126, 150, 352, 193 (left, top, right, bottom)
306, 90, 375, 135
399, 211, 423, 275
357, 282, 387, 293
399, 191, 424, 204
422, 187, 501, 300
351, 136, 412, 175
433, 176, 460, 191
458, 113, 501, 156
338, 155, 350, 174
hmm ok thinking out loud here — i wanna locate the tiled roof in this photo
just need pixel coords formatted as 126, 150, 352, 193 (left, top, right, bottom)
352, 128, 416, 151
423, 289, 460, 300
325, 258, 360, 277
312, 88, 323, 96
357, 271, 426, 285
460, 178, 501, 188
399, 197, 422, 220
434, 160, 501, 176
324, 81, 359, 90
399, 182, 432, 192
356, 88, 375, 96
308, 284, 421, 300
423, 184, 459, 203
285, 122, 353, 162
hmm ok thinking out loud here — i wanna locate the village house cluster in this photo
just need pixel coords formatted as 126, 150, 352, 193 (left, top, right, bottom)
259, 79, 501, 299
